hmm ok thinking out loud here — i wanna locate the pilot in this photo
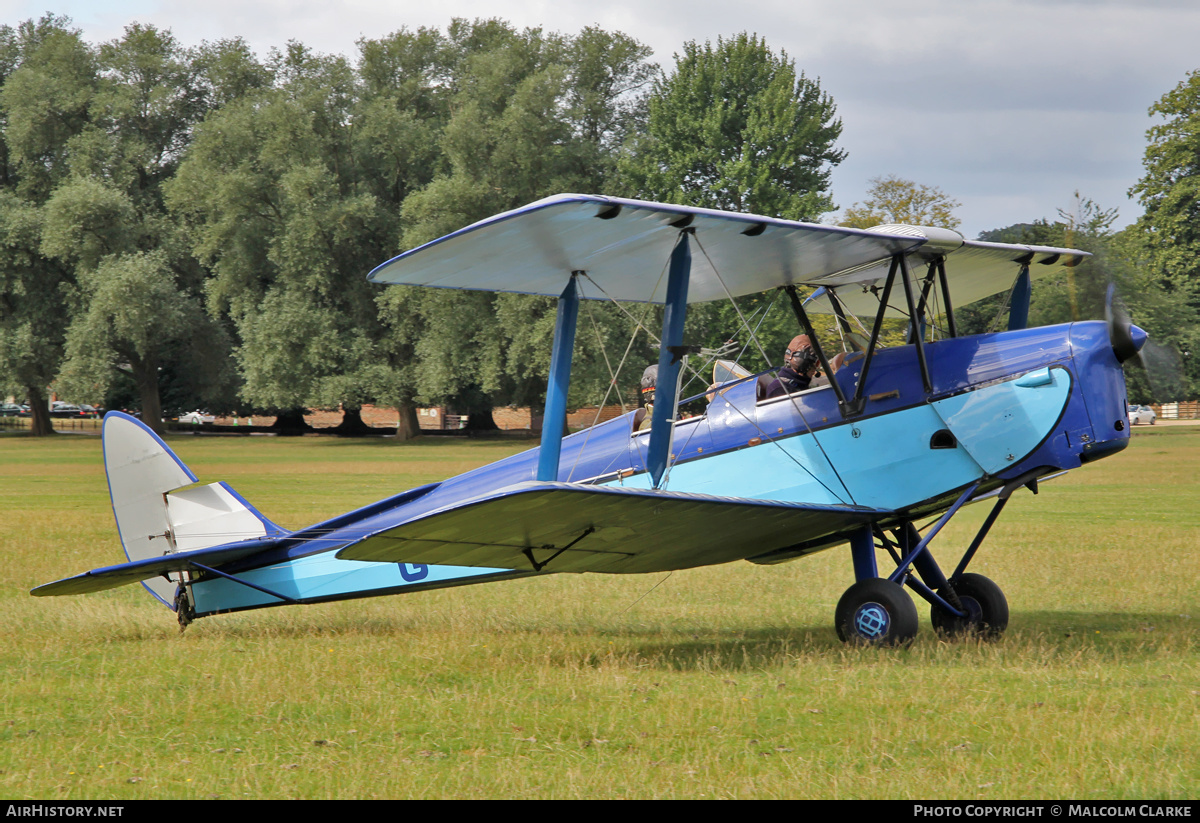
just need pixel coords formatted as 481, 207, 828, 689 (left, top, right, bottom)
764, 334, 821, 398
637, 365, 656, 430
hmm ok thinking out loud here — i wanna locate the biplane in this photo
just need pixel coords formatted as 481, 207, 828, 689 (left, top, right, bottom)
32, 194, 1148, 645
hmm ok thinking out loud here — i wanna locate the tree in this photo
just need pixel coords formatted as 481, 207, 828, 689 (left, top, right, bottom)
168, 38, 429, 434
839, 175, 961, 229
0, 15, 96, 435
0, 21, 262, 436
619, 33, 845, 221
614, 34, 846, 373
0, 190, 72, 436
35, 24, 238, 434
0, 16, 96, 203
54, 250, 226, 427
0, 21, 264, 434
1130, 69, 1200, 299
396, 21, 655, 426
1129, 69, 1200, 393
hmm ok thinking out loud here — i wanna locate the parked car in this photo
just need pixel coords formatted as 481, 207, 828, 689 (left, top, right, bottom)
50, 402, 89, 418
1128, 404, 1157, 425
0, 403, 24, 417
178, 410, 216, 425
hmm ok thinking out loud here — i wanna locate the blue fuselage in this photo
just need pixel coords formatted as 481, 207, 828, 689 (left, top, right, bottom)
190, 321, 1130, 616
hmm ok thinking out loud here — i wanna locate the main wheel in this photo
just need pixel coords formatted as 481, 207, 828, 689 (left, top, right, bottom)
835, 578, 919, 646
930, 572, 1008, 640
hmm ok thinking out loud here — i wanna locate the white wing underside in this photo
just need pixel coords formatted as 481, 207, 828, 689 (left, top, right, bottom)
368, 194, 1088, 316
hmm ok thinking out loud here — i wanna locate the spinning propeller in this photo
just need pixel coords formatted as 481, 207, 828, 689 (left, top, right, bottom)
1105, 282, 1148, 365
1104, 281, 1186, 403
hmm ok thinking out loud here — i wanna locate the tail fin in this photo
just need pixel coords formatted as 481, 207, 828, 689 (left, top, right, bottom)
102, 412, 285, 609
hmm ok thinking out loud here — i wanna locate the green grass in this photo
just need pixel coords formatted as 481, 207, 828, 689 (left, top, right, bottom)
1, 428, 1196, 799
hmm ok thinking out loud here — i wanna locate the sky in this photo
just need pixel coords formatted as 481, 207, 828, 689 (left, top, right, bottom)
5, 0, 1199, 239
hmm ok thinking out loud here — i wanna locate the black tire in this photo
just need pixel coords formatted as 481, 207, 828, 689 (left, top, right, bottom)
835, 578, 919, 646
931, 572, 1009, 640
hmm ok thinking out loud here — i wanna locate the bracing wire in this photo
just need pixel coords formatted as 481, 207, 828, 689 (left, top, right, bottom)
584, 294, 627, 416
692, 235, 777, 369
988, 276, 1020, 333
579, 272, 718, 399
665, 249, 854, 503
731, 293, 782, 367
574, 237, 857, 505
565, 277, 658, 482
616, 571, 673, 616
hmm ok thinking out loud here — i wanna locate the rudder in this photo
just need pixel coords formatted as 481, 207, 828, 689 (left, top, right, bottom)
102, 412, 284, 609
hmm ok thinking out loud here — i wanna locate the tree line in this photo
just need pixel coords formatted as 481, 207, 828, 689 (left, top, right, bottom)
0, 15, 1195, 437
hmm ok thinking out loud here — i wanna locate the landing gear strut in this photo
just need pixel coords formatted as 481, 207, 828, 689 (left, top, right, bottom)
834, 473, 1037, 646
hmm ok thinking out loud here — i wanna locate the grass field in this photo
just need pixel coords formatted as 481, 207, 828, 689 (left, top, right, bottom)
1, 427, 1196, 799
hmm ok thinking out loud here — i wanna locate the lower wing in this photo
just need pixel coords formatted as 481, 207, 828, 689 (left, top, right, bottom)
336, 481, 890, 575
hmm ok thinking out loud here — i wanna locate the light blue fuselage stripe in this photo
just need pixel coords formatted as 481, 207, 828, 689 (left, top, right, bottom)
608, 370, 1071, 510
931, 366, 1069, 474
611, 404, 978, 508
190, 555, 508, 614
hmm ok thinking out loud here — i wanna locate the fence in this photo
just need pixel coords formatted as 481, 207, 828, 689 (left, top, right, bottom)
0, 416, 102, 432
1155, 401, 1199, 420
416, 407, 469, 430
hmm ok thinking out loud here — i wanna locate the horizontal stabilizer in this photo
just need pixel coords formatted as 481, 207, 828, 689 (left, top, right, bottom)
167, 482, 285, 551
31, 537, 282, 597
337, 482, 888, 575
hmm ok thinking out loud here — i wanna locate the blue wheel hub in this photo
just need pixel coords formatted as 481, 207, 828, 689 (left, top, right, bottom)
853, 602, 890, 639
960, 596, 983, 625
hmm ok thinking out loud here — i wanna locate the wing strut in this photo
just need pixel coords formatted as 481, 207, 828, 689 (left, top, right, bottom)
843, 254, 899, 416
936, 258, 957, 337
1007, 263, 1031, 331
897, 252, 932, 394
537, 273, 581, 481
784, 285, 851, 415
910, 263, 939, 344
826, 251, 935, 414
648, 230, 692, 489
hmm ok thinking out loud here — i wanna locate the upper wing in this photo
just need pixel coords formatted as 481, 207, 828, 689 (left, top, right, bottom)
806, 225, 1090, 318
368, 194, 922, 304
368, 194, 1088, 316
336, 481, 889, 575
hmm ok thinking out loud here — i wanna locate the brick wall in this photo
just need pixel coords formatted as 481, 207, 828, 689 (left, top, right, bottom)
492, 405, 631, 431
219, 403, 637, 431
